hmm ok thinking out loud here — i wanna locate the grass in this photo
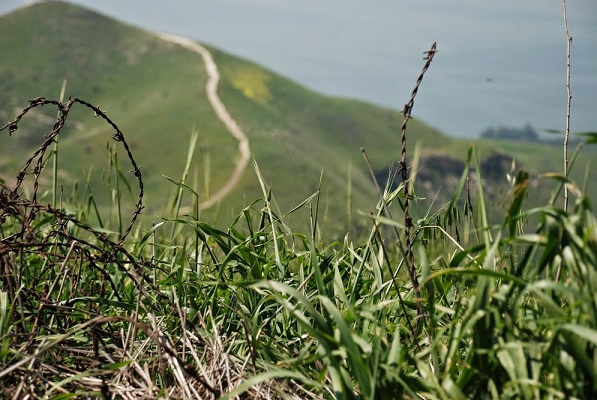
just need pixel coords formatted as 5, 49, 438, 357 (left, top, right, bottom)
1, 110, 596, 397
1, 68, 597, 400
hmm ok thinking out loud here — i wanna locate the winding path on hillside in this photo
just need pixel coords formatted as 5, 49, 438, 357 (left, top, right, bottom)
156, 32, 251, 210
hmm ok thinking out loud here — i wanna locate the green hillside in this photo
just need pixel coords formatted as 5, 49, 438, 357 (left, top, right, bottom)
0, 2, 238, 212
0, 1, 594, 236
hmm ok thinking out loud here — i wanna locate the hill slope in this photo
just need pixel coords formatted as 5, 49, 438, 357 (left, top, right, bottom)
0, 1, 440, 233
0, 1, 594, 236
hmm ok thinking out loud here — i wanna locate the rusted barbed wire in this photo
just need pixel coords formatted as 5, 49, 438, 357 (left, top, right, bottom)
400, 42, 437, 329
0, 98, 223, 398
1, 97, 144, 247
0, 96, 158, 320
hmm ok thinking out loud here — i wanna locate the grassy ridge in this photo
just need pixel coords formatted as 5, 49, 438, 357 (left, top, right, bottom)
0, 2, 238, 213
1, 1, 595, 238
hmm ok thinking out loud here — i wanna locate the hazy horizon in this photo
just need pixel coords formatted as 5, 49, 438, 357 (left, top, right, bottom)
1, 0, 596, 138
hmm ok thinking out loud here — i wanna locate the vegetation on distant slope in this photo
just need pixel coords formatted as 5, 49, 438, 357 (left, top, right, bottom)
0, 1, 238, 213
4, 1, 594, 240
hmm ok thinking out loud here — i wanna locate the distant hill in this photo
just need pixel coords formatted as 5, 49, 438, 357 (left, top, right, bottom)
1, 1, 594, 236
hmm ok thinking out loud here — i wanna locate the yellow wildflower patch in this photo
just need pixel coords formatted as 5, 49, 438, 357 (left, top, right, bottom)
231, 67, 272, 104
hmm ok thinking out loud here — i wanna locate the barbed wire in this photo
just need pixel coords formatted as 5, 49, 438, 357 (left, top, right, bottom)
1, 97, 144, 246
0, 98, 219, 398
400, 42, 437, 330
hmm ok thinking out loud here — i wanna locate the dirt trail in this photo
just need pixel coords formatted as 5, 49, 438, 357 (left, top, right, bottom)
156, 32, 251, 210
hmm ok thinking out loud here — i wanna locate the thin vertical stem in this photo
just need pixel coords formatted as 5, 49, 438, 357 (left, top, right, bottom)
52, 79, 67, 209
563, 0, 572, 211
556, 0, 572, 283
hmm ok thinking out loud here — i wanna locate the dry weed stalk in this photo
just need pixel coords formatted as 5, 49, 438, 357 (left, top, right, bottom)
556, 0, 573, 283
